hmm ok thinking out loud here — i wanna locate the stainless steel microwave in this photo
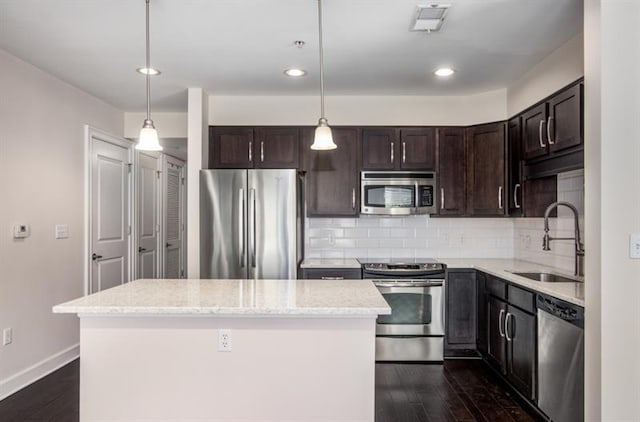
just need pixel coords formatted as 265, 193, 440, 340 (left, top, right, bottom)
360, 171, 437, 215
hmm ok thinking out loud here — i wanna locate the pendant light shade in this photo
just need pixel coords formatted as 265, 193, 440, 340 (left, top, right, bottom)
136, 0, 162, 151
310, 0, 337, 151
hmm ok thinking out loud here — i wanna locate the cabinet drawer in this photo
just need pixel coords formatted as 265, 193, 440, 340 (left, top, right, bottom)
507, 285, 535, 314
301, 268, 362, 280
486, 276, 507, 300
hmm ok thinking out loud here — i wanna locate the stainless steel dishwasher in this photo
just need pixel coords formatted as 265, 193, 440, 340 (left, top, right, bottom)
537, 295, 584, 422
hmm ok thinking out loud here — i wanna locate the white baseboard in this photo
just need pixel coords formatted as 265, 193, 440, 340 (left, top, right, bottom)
0, 344, 79, 401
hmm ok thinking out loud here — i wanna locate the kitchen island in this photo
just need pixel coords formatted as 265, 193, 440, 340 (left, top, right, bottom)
54, 278, 390, 422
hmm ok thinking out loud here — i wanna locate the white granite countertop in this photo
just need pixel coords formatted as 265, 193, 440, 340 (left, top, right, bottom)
53, 279, 391, 317
439, 258, 584, 307
300, 258, 361, 269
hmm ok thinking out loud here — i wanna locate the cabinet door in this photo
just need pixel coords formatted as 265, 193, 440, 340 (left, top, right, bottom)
476, 272, 488, 355
445, 271, 477, 350
399, 128, 436, 170
507, 117, 523, 216
305, 128, 359, 217
255, 127, 300, 169
362, 128, 396, 170
487, 295, 508, 374
523, 176, 557, 217
209, 127, 254, 168
522, 103, 548, 160
467, 123, 506, 216
437, 127, 466, 215
506, 305, 537, 401
549, 84, 582, 153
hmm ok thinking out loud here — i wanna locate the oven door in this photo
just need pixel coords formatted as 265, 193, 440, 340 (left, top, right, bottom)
374, 283, 444, 336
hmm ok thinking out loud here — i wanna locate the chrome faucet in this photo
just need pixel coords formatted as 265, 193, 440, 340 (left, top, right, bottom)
543, 201, 585, 277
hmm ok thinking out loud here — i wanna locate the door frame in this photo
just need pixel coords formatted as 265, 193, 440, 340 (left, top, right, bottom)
84, 125, 135, 295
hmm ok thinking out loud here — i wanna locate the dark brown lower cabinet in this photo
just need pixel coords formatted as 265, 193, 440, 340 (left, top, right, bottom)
506, 305, 537, 401
445, 270, 477, 352
487, 295, 508, 374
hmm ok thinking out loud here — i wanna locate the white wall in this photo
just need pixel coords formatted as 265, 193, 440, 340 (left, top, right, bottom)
0, 49, 124, 398
586, 1, 640, 420
209, 90, 507, 127
507, 33, 584, 116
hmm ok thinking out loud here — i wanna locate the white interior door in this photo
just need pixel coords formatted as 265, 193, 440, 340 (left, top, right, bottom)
89, 130, 132, 294
136, 152, 161, 279
163, 156, 186, 278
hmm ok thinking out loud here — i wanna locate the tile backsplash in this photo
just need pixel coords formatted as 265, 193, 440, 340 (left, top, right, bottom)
305, 216, 514, 259
305, 169, 585, 273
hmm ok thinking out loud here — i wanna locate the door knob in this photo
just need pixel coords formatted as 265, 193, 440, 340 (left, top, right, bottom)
91, 253, 103, 261
166, 243, 171, 248
138, 247, 147, 253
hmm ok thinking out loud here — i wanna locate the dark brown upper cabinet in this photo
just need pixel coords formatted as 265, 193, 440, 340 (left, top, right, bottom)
437, 127, 466, 216
507, 117, 523, 216
361, 128, 396, 170
399, 128, 436, 170
209, 127, 254, 168
304, 127, 360, 217
362, 128, 436, 171
521, 82, 583, 162
548, 83, 582, 153
466, 122, 507, 216
255, 127, 300, 169
209, 127, 300, 169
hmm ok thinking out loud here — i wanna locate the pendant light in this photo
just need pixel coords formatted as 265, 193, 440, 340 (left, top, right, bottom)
136, 0, 162, 151
310, 0, 337, 151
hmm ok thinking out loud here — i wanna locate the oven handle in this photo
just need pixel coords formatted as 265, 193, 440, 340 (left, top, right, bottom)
371, 280, 444, 289
363, 269, 444, 277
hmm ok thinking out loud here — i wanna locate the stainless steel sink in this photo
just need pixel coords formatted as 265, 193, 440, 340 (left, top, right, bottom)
512, 272, 581, 283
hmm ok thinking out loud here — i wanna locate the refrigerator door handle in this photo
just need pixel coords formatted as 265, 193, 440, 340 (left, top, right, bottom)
239, 188, 245, 268
250, 188, 257, 268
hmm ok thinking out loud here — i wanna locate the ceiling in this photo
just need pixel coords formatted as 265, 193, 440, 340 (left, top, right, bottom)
0, 0, 583, 112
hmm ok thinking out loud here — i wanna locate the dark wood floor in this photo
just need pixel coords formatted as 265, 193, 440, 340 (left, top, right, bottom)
0, 359, 540, 422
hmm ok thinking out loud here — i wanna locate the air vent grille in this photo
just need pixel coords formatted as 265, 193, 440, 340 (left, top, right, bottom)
412, 4, 451, 32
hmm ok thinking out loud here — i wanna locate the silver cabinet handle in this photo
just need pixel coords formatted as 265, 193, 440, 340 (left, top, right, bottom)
499, 309, 505, 337
402, 141, 406, 163
390, 142, 394, 163
248, 141, 253, 162
505, 312, 513, 342
352, 188, 356, 210
514, 183, 521, 209
239, 188, 245, 268
321, 276, 344, 280
538, 119, 546, 148
547, 116, 555, 144
260, 141, 264, 162
440, 187, 445, 209
249, 188, 257, 268
498, 186, 503, 209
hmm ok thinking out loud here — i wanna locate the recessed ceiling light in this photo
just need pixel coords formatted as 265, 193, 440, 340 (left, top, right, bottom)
434, 67, 455, 77
136, 67, 161, 76
284, 68, 307, 77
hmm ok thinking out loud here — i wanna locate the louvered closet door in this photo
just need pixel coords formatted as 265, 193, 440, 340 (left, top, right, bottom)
164, 157, 185, 278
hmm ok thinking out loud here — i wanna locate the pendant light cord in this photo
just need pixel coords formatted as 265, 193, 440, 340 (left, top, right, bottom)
318, 0, 325, 119
145, 0, 151, 121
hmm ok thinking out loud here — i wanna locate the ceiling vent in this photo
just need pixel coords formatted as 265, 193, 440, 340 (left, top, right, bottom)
411, 4, 451, 32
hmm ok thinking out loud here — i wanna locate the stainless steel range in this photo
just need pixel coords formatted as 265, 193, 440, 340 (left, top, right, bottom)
361, 259, 446, 362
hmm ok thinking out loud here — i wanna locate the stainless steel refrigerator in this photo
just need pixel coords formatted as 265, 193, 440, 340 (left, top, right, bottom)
200, 169, 303, 279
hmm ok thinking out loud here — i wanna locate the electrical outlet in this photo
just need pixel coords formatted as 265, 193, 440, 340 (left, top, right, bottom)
630, 233, 640, 259
218, 329, 232, 352
3, 328, 12, 346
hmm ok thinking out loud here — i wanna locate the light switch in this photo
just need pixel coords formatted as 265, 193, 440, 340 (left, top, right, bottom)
630, 233, 640, 259
55, 224, 69, 239
13, 224, 30, 239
